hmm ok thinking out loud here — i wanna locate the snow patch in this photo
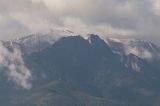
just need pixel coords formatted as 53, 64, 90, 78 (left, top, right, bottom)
131, 62, 141, 72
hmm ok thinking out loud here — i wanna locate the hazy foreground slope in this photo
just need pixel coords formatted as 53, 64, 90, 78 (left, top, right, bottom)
1, 34, 160, 106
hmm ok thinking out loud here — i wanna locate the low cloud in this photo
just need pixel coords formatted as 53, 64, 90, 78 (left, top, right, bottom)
125, 46, 153, 60
0, 42, 32, 89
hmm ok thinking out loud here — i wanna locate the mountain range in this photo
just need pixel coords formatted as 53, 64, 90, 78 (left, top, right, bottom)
0, 30, 160, 106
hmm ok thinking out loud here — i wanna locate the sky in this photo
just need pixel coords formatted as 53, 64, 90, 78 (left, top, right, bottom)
0, 0, 160, 44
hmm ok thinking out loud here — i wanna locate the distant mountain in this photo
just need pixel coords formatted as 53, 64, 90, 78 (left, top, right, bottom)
1, 32, 160, 106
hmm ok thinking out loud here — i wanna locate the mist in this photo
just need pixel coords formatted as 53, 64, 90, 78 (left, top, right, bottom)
0, 42, 32, 89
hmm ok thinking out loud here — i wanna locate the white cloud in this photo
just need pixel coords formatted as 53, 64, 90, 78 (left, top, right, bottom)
0, 0, 160, 44
0, 14, 7, 27
42, 0, 67, 11
0, 42, 32, 89
143, 50, 153, 60
10, 12, 55, 32
31, 0, 41, 3
62, 17, 135, 38
125, 46, 153, 60
150, 0, 160, 15
0, 14, 2, 23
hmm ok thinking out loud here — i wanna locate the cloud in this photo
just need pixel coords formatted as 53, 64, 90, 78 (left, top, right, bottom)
0, 42, 32, 89
131, 62, 141, 72
150, 0, 160, 15
0, 14, 2, 23
125, 46, 153, 60
41, 0, 67, 12
10, 12, 56, 32
0, 0, 160, 44
62, 17, 135, 38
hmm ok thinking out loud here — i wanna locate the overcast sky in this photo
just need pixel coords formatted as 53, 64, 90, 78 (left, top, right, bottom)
0, 0, 160, 44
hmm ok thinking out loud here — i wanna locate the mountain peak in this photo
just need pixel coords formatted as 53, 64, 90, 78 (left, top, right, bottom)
2, 31, 160, 60
107, 38, 160, 60
87, 34, 108, 46
11, 29, 75, 54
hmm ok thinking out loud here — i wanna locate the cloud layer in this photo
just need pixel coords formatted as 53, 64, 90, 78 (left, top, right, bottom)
0, 0, 160, 44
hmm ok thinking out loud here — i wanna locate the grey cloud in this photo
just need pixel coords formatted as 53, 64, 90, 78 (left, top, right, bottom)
0, 0, 160, 44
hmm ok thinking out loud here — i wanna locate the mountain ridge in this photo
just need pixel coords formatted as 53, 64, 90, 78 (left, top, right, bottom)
1, 32, 160, 106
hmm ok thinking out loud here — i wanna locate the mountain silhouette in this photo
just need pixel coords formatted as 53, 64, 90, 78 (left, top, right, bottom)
1, 34, 160, 106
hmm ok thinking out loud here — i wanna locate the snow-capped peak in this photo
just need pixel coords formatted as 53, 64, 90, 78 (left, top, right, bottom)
16, 29, 74, 43
2, 29, 74, 55
2, 30, 160, 61
107, 38, 160, 61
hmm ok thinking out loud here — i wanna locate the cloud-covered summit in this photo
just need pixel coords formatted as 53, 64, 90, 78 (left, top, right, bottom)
0, 0, 160, 44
